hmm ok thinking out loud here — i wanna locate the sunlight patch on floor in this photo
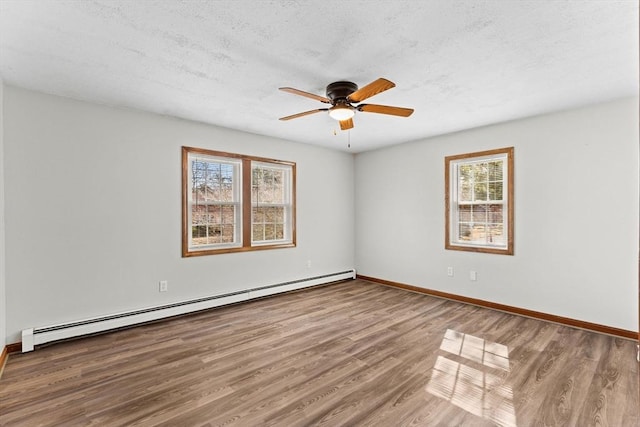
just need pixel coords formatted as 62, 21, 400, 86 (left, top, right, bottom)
426, 329, 517, 427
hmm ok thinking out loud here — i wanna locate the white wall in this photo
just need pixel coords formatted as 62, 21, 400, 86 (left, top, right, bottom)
3, 87, 638, 344
3, 86, 355, 343
355, 97, 639, 332
0, 79, 6, 347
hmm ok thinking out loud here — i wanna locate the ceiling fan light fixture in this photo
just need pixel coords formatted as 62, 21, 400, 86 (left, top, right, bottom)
328, 105, 355, 121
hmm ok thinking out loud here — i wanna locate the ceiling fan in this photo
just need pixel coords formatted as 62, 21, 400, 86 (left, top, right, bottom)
279, 78, 414, 130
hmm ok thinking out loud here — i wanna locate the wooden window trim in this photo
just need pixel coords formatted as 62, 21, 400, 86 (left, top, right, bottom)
182, 146, 296, 257
445, 147, 514, 255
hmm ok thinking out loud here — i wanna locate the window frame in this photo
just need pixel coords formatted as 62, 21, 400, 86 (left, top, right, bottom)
182, 146, 296, 257
445, 147, 514, 255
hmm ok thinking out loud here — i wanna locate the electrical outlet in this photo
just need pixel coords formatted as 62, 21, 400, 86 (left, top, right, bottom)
306, 260, 312, 268
159, 280, 168, 292
470, 271, 477, 281
447, 267, 454, 277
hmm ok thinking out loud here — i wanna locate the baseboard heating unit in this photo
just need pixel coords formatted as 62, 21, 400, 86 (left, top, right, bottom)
21, 269, 356, 352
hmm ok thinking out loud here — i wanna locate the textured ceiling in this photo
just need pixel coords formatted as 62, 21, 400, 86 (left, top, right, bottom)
0, 0, 638, 153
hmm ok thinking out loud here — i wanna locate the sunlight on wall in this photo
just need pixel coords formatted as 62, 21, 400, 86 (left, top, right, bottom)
426, 329, 517, 427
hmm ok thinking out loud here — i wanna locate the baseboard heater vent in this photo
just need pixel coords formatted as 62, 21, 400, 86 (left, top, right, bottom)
21, 269, 356, 352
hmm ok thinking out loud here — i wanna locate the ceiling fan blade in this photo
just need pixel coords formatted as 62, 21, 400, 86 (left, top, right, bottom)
279, 87, 331, 103
340, 118, 354, 130
358, 104, 414, 117
347, 78, 395, 103
279, 109, 328, 121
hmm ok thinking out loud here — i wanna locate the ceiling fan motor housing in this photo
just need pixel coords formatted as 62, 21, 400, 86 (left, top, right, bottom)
326, 81, 358, 103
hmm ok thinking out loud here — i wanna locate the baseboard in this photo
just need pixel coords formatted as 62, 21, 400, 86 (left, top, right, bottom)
358, 274, 638, 340
0, 343, 20, 379
6, 342, 22, 353
21, 270, 357, 352
0, 346, 7, 379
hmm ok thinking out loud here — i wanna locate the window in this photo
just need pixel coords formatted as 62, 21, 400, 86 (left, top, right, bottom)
445, 147, 513, 255
182, 147, 295, 256
252, 162, 292, 245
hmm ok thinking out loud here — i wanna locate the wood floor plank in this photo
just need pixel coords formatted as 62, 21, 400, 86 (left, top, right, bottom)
1, 279, 638, 427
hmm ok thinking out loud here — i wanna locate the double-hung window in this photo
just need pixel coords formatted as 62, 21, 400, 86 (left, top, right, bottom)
445, 147, 514, 255
182, 147, 295, 256
188, 155, 242, 249
252, 162, 293, 245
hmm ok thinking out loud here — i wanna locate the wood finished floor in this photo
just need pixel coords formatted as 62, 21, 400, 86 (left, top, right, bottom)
1, 279, 638, 426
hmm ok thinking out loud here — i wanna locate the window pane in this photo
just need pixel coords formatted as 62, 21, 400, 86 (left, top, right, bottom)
192, 160, 235, 202
488, 161, 503, 182
252, 224, 264, 241
488, 182, 503, 201
474, 183, 488, 201
460, 164, 473, 182
252, 166, 285, 204
473, 163, 487, 182
470, 225, 487, 242
221, 205, 235, 224
460, 183, 473, 202
459, 205, 472, 222
252, 207, 264, 222
192, 225, 207, 239
206, 205, 219, 223
274, 207, 284, 224
264, 224, 275, 240
208, 226, 222, 244
487, 223, 504, 244
488, 204, 503, 222
265, 207, 276, 222
472, 205, 487, 222
192, 204, 206, 224
459, 164, 473, 202
458, 223, 472, 241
